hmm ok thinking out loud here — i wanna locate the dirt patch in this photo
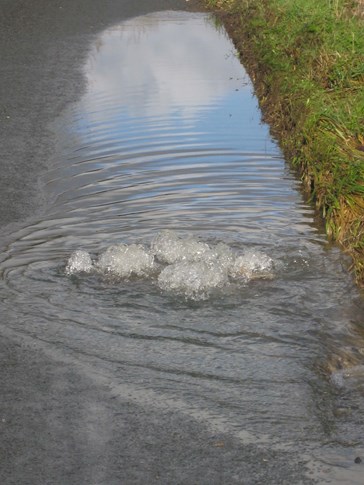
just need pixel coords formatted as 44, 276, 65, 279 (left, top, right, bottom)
354, 0, 364, 18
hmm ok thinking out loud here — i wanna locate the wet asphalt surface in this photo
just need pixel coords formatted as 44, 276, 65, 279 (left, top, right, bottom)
0, 1, 316, 483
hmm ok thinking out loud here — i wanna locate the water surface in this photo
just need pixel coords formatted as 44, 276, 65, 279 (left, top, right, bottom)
1, 11, 364, 483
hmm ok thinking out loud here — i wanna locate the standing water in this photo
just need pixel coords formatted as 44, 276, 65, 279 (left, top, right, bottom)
1, 11, 364, 483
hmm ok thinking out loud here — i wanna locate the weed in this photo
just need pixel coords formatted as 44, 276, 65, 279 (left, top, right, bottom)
205, 0, 364, 284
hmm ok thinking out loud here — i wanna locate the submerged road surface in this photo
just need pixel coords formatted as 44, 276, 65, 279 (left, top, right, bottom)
2, 2, 301, 483
1, 2, 364, 484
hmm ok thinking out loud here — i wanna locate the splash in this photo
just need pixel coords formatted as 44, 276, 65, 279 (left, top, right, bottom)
96, 244, 156, 278
230, 250, 275, 280
65, 250, 93, 275
65, 230, 275, 299
158, 260, 229, 300
323, 347, 364, 390
330, 365, 364, 389
152, 230, 212, 264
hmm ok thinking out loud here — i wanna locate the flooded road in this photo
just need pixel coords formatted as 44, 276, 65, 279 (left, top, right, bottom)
1, 9, 364, 484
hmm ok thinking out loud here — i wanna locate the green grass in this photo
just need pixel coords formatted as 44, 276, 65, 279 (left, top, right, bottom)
205, 0, 364, 283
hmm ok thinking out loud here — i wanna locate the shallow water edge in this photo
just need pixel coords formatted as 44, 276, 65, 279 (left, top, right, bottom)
1, 7, 364, 485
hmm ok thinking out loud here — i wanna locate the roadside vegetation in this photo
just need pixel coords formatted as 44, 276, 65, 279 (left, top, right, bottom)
205, 0, 364, 284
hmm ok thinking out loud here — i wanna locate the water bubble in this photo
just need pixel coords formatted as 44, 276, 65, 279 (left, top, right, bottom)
65, 250, 93, 275
152, 230, 211, 264
158, 260, 229, 300
96, 243, 156, 278
64, 231, 276, 299
201, 242, 235, 268
230, 250, 274, 280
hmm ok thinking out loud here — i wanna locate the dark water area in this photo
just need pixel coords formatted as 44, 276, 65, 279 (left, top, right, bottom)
1, 11, 364, 483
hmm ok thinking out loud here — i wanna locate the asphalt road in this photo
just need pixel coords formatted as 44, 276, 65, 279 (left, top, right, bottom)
0, 1, 315, 483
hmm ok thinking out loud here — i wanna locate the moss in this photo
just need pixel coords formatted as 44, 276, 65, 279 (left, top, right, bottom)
205, 0, 364, 284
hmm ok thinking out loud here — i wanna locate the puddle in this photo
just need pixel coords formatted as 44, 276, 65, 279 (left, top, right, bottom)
1, 11, 364, 484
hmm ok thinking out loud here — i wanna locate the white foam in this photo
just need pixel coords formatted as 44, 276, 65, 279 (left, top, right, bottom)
230, 250, 274, 280
152, 230, 211, 264
331, 365, 364, 389
64, 231, 275, 299
158, 260, 229, 300
96, 243, 156, 278
65, 250, 93, 275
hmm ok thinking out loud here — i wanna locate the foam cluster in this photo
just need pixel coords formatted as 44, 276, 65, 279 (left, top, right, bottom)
96, 244, 156, 278
65, 250, 93, 275
65, 230, 274, 300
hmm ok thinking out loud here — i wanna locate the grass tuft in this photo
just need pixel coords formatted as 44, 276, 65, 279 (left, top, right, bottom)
205, 0, 364, 284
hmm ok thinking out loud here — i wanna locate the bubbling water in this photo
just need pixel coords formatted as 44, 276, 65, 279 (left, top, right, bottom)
65, 230, 275, 300
230, 251, 276, 280
96, 244, 157, 278
152, 230, 213, 264
65, 250, 93, 275
158, 260, 229, 300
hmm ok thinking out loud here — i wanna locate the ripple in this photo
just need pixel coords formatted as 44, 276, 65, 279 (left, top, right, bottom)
1, 11, 364, 463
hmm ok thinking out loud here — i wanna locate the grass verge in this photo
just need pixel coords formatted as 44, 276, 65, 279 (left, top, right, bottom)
204, 0, 364, 284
